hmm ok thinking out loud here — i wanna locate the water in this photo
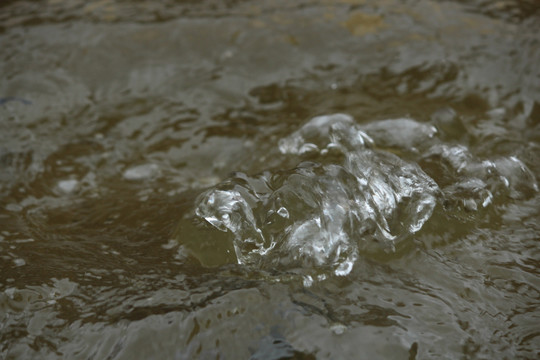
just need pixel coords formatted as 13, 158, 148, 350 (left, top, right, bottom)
194, 114, 441, 275
1, 0, 539, 359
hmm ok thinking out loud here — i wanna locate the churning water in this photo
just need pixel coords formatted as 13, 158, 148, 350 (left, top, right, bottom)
1, 0, 539, 359
193, 113, 536, 280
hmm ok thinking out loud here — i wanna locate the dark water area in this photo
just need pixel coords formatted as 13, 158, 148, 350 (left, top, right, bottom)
1, 0, 540, 359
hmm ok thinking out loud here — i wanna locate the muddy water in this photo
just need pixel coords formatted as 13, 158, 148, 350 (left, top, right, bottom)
1, 0, 540, 359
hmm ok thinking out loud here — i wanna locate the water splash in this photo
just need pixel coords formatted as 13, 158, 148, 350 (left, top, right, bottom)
421, 144, 538, 214
278, 113, 374, 155
195, 114, 439, 276
191, 114, 538, 276
361, 118, 438, 152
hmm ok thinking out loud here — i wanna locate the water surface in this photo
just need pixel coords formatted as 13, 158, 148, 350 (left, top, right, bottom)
1, 0, 539, 359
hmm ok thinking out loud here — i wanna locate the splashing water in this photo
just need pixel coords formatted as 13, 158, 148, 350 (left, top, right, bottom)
193, 113, 538, 277
3, 1, 540, 357
195, 114, 440, 276
421, 144, 539, 214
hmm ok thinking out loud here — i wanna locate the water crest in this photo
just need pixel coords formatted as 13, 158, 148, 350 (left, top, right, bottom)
421, 144, 539, 214
192, 113, 538, 277
195, 114, 440, 276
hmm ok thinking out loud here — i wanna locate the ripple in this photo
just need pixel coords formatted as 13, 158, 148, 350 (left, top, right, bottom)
122, 163, 160, 181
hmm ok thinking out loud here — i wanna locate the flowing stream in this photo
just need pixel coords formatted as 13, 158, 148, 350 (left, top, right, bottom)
1, 1, 539, 359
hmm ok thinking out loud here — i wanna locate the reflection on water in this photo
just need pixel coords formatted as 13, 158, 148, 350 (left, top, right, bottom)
1, 0, 539, 359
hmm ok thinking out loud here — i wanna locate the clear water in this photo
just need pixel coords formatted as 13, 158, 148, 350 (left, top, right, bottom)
1, 0, 539, 359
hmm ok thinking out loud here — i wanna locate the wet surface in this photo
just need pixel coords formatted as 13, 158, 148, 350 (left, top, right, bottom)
1, 0, 540, 359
